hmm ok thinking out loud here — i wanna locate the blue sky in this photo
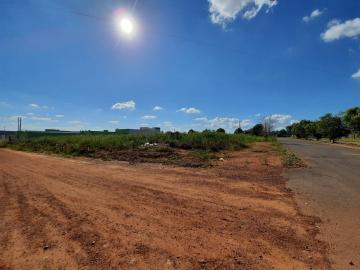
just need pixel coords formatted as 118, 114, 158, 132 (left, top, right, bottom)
1, 0, 360, 132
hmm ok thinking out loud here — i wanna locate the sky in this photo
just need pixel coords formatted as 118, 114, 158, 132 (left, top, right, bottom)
1, 0, 360, 132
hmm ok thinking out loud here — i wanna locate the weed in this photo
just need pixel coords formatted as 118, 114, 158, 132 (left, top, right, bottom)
272, 141, 304, 168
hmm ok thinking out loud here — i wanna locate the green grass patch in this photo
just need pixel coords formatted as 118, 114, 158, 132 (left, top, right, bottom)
338, 137, 360, 143
272, 140, 304, 168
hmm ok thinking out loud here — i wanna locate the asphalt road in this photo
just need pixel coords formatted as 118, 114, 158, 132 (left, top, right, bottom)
279, 138, 360, 270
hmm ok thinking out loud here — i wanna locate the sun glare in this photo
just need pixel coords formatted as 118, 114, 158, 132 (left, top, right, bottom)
114, 13, 137, 39
120, 17, 134, 34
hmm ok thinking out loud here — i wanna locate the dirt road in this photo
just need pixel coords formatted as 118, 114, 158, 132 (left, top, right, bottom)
280, 138, 360, 270
0, 146, 329, 270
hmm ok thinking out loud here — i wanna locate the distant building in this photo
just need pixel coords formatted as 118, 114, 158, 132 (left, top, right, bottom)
45, 129, 61, 132
0, 131, 17, 142
44, 129, 79, 134
140, 127, 161, 133
115, 127, 161, 135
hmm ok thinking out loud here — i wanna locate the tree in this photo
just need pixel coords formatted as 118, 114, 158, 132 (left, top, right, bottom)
343, 107, 360, 137
304, 121, 322, 140
288, 121, 307, 138
188, 129, 196, 134
216, 128, 225, 133
319, 113, 347, 143
263, 117, 275, 136
234, 127, 243, 134
252, 124, 264, 136
276, 129, 288, 137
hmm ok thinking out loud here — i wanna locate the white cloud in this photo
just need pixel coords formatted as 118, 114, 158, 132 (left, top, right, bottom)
208, 0, 278, 27
321, 18, 360, 42
55, 114, 64, 118
8, 115, 57, 122
351, 69, 360, 80
111, 100, 136, 110
108, 120, 120, 124
263, 114, 297, 130
30, 116, 56, 122
327, 19, 340, 28
153, 106, 163, 111
195, 116, 253, 130
29, 103, 39, 108
29, 103, 48, 109
142, 115, 157, 120
177, 107, 201, 114
240, 119, 253, 129
303, 9, 323, 23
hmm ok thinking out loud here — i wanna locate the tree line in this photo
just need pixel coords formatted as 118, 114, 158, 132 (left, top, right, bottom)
187, 107, 359, 142
283, 107, 360, 142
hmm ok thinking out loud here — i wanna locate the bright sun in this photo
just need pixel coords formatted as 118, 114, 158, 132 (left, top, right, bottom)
120, 17, 134, 34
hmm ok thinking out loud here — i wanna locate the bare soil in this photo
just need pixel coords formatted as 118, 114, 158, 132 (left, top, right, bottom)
0, 143, 330, 270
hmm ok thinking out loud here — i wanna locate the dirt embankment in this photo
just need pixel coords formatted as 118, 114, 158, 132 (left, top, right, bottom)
0, 144, 330, 270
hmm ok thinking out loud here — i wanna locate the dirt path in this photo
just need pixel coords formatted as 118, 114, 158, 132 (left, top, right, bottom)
0, 145, 329, 270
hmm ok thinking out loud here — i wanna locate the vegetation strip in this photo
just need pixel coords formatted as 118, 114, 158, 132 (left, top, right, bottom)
4, 132, 269, 167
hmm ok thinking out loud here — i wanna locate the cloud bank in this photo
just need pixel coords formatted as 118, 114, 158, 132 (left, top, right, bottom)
111, 100, 136, 110
208, 0, 278, 27
321, 18, 360, 42
195, 116, 253, 130
177, 107, 201, 114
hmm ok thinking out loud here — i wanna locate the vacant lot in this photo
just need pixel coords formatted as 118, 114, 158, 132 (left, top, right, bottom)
0, 144, 329, 270
5, 133, 267, 168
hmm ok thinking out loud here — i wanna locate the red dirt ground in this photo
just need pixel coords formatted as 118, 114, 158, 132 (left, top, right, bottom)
0, 144, 330, 270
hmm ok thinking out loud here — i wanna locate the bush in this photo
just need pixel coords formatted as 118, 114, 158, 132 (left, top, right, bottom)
251, 124, 264, 136
234, 127, 243, 134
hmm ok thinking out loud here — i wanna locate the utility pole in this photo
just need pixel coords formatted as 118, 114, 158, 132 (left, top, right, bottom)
17, 117, 22, 139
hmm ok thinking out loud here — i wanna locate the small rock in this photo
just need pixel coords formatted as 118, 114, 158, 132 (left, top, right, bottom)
129, 258, 136, 265
165, 259, 173, 266
91, 240, 96, 245
219, 158, 225, 161
43, 245, 49, 250
349, 261, 354, 266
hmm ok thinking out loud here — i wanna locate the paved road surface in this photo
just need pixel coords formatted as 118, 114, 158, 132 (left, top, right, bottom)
280, 138, 360, 270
